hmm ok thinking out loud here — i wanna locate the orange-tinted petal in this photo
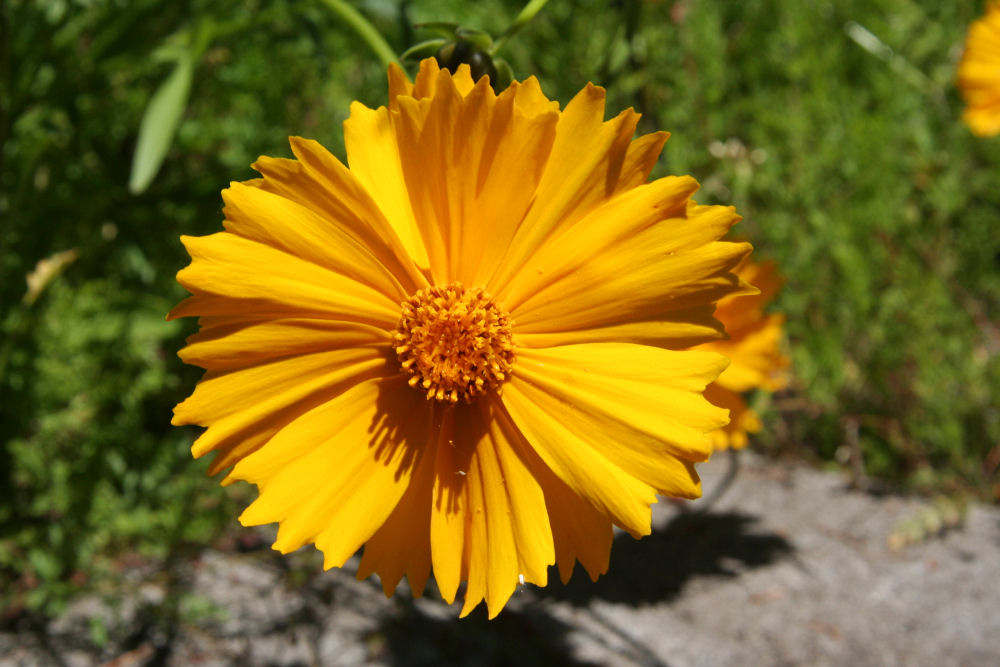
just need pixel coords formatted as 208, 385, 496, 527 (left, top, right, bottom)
428, 400, 555, 618
487, 84, 642, 292
703, 383, 760, 451
391, 69, 558, 286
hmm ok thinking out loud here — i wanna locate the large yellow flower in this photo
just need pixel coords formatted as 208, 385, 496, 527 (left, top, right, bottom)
695, 259, 788, 450
958, 1, 1000, 136
170, 59, 751, 617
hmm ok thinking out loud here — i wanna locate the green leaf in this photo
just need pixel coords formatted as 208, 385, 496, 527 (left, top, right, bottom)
128, 55, 194, 194
400, 38, 447, 62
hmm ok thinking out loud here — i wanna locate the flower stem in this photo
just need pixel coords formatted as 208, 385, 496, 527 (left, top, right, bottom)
319, 0, 400, 69
491, 0, 550, 55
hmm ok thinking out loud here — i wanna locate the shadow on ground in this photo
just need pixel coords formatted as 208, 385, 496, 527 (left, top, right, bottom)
377, 600, 598, 667
372, 511, 791, 666
544, 511, 795, 607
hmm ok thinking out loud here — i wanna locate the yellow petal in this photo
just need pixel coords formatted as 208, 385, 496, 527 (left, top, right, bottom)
222, 181, 410, 300
344, 103, 429, 267
248, 137, 428, 294
392, 74, 491, 284
517, 441, 614, 584
174, 347, 390, 460
711, 258, 782, 329
235, 376, 430, 566
207, 426, 277, 483
499, 175, 700, 309
387, 62, 413, 100
708, 313, 788, 392
513, 344, 727, 491
482, 399, 554, 588
958, 2, 1000, 136
356, 420, 438, 597
488, 84, 642, 292
695, 257, 788, 397
426, 401, 555, 619
514, 304, 726, 350
456, 400, 555, 618
501, 385, 657, 537
391, 70, 558, 286
613, 130, 670, 193
510, 76, 561, 115
180, 319, 387, 376
429, 409, 465, 604
512, 238, 751, 341
409, 58, 476, 100
703, 383, 757, 451
170, 233, 400, 328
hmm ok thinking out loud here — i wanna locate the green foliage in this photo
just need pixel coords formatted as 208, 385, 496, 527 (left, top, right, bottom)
129, 54, 195, 194
2, 0, 999, 621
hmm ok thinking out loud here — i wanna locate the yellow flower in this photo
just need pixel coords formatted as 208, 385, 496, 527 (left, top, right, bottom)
170, 59, 751, 617
694, 259, 788, 450
958, 1, 1000, 136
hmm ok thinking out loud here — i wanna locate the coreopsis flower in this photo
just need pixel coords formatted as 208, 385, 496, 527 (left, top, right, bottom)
958, 1, 1000, 136
694, 259, 788, 450
170, 58, 751, 617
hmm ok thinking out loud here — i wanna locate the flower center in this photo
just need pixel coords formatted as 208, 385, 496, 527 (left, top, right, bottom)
393, 283, 515, 403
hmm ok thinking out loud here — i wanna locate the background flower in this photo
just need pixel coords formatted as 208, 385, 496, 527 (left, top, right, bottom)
695, 259, 788, 450
958, 0, 1000, 136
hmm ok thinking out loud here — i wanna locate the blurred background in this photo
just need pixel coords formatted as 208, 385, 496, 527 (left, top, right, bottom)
2, 0, 999, 663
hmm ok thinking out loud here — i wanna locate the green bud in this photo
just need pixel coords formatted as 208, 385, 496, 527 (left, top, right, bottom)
435, 40, 499, 90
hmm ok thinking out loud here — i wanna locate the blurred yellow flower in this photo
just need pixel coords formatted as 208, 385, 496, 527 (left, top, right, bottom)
695, 259, 788, 450
170, 59, 751, 617
958, 1, 1000, 136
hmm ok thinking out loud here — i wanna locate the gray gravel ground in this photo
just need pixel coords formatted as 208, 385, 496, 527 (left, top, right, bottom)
3, 452, 999, 666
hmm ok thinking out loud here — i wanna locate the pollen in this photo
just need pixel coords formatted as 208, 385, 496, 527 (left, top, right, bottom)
393, 283, 515, 403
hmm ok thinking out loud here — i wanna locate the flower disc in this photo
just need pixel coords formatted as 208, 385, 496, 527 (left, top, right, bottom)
394, 283, 515, 403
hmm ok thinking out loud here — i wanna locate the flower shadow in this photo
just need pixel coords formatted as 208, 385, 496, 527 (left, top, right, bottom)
543, 511, 794, 607
377, 597, 599, 667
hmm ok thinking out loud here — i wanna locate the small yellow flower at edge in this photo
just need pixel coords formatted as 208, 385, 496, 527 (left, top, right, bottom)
170, 58, 753, 618
958, 0, 1000, 137
694, 259, 789, 451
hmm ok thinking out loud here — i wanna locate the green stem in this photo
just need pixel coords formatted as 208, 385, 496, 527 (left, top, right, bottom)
492, 0, 550, 55
319, 0, 399, 69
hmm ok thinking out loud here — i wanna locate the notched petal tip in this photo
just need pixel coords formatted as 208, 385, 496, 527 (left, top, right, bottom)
581, 81, 607, 99
387, 62, 411, 98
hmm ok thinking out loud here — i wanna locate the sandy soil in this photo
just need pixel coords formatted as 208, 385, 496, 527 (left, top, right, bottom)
3, 452, 998, 666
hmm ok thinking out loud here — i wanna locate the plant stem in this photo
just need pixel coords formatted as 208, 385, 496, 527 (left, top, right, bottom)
492, 0, 549, 55
319, 0, 400, 69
